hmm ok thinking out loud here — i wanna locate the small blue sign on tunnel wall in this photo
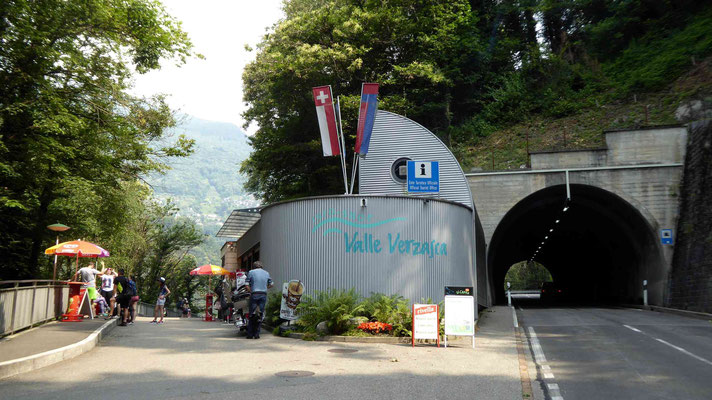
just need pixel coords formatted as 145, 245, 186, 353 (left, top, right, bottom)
661, 229, 673, 245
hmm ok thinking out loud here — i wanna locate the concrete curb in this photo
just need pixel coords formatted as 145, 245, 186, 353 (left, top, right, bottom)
0, 319, 117, 380
623, 304, 712, 320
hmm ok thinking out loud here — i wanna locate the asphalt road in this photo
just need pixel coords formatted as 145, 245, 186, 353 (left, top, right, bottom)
516, 303, 712, 400
0, 310, 524, 400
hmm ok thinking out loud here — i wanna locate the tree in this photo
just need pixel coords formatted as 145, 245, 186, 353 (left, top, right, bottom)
0, 0, 197, 279
241, 0, 483, 203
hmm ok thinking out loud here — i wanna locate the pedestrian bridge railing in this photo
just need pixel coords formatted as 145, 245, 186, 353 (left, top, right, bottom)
135, 301, 182, 318
0, 280, 70, 337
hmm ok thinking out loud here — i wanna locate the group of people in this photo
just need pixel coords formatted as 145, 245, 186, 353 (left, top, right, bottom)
74, 262, 138, 326
74, 262, 174, 326
73, 259, 274, 337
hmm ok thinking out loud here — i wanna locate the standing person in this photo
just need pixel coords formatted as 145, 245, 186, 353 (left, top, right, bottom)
127, 276, 139, 324
99, 267, 117, 318
246, 261, 273, 339
151, 277, 170, 324
73, 261, 104, 306
114, 269, 132, 326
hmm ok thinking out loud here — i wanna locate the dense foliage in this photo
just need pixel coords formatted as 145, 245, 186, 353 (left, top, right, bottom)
0, 0, 203, 299
504, 261, 553, 291
241, 0, 712, 202
294, 289, 424, 337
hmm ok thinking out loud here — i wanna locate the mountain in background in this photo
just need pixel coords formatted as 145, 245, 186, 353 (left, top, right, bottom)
147, 116, 257, 264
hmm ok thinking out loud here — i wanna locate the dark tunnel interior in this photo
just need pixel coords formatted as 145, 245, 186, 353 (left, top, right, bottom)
488, 184, 664, 305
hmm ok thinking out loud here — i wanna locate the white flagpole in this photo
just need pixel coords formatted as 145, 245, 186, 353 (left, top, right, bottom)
336, 96, 349, 194
349, 154, 359, 194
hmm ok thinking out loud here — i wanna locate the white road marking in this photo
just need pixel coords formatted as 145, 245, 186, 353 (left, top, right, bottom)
623, 325, 642, 333
654, 338, 712, 366
528, 327, 547, 364
526, 327, 564, 398
511, 306, 519, 328
622, 324, 712, 367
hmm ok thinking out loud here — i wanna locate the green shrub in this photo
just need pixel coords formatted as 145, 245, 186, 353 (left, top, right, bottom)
264, 291, 283, 327
360, 293, 412, 337
296, 288, 363, 335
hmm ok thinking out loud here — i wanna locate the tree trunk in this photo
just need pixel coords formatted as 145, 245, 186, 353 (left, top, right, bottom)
27, 183, 53, 278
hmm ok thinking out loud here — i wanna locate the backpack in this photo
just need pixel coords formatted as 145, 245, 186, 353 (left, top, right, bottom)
127, 279, 137, 296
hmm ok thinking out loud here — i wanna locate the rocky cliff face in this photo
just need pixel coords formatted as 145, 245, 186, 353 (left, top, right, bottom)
668, 119, 712, 313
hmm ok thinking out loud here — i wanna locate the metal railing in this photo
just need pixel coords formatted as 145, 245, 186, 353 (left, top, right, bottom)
135, 302, 183, 318
0, 280, 70, 337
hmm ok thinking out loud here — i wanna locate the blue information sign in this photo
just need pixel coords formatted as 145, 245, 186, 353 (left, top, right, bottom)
661, 229, 673, 245
407, 161, 440, 193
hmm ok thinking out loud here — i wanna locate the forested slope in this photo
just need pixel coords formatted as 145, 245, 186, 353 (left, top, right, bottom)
240, 0, 712, 202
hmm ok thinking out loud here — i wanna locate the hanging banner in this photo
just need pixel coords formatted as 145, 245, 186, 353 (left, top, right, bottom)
412, 304, 440, 347
312, 85, 340, 156
280, 280, 304, 320
354, 83, 379, 155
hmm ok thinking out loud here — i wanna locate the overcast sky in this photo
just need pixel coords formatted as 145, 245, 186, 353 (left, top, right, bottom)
131, 0, 284, 134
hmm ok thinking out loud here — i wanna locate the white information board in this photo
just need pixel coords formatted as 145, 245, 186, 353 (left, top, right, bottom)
412, 304, 439, 346
444, 295, 475, 348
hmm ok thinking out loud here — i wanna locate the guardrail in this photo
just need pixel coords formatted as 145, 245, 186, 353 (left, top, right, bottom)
135, 301, 183, 318
0, 280, 70, 337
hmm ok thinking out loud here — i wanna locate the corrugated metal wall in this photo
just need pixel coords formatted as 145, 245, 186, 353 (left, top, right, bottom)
359, 110, 473, 209
260, 196, 474, 304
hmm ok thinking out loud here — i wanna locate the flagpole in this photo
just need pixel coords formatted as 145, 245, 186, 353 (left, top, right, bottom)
336, 96, 349, 194
349, 154, 359, 194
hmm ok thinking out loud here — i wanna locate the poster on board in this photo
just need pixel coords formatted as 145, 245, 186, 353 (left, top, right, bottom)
444, 295, 475, 348
280, 280, 304, 320
412, 304, 439, 347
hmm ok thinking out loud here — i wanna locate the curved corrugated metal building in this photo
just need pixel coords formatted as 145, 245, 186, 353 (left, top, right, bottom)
219, 111, 486, 306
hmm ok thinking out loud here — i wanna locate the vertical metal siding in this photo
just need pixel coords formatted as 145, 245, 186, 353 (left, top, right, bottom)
260, 196, 474, 304
359, 111, 474, 209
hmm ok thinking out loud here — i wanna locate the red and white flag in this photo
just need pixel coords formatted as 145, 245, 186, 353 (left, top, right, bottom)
312, 85, 340, 156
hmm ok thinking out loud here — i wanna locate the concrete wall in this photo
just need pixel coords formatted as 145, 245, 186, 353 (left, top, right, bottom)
531, 149, 607, 169
605, 126, 687, 165
668, 120, 712, 313
466, 125, 687, 306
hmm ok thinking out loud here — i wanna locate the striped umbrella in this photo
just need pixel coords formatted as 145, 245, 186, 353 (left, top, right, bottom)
189, 264, 231, 276
44, 240, 110, 278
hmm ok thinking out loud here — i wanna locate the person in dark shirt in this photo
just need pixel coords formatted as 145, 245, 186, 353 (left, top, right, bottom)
114, 269, 131, 326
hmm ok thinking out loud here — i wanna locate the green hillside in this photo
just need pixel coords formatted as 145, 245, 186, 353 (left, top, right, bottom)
147, 116, 257, 264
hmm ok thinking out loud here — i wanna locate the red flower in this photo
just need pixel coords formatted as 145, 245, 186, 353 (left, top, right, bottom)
357, 321, 393, 334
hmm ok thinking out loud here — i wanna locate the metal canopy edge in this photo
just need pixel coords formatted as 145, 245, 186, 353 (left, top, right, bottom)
216, 208, 261, 238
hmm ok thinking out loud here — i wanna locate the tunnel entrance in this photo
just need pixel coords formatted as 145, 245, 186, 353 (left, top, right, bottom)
487, 184, 664, 305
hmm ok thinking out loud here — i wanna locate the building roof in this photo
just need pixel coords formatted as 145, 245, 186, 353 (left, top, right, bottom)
216, 208, 261, 238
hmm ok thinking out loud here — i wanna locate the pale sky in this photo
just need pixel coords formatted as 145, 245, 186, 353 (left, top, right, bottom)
131, 0, 284, 134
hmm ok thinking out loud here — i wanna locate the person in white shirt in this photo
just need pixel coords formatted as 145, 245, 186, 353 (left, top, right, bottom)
99, 267, 117, 317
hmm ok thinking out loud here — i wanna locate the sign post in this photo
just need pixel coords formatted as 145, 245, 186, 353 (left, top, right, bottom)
412, 304, 440, 347
443, 286, 475, 349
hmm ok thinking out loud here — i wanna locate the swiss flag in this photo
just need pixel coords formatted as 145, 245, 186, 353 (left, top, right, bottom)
312, 86, 340, 156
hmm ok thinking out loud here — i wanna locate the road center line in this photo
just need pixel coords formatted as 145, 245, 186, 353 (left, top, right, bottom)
622, 325, 712, 367
654, 338, 712, 366
623, 325, 641, 333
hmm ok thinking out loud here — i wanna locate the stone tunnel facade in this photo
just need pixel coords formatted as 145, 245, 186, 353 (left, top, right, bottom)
468, 126, 687, 307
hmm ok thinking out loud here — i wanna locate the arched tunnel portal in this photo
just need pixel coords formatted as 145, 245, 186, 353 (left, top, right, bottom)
487, 184, 665, 305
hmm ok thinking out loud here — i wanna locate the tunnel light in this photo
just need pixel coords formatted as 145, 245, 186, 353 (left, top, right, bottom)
549, 229, 554, 232
563, 206, 569, 212
555, 220, 560, 223
545, 236, 549, 239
